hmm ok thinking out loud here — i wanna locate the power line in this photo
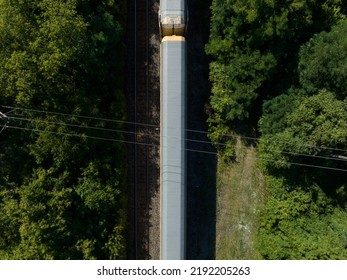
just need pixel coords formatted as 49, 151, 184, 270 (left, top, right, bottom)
0, 124, 157, 147
3, 104, 347, 154
5, 114, 346, 164
258, 157, 347, 172
1, 124, 346, 172
7, 115, 141, 136
187, 128, 347, 154
2, 105, 347, 166
1, 105, 159, 128
2, 104, 347, 163
0, 111, 9, 134
266, 150, 347, 162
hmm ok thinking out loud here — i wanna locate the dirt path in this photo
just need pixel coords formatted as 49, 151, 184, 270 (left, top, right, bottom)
216, 137, 266, 259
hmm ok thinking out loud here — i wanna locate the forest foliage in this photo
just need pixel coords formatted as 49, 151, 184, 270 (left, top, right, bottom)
0, 0, 127, 259
207, 0, 347, 259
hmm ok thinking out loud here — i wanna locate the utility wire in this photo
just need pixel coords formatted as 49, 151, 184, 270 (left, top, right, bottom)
0, 124, 157, 147
4, 111, 344, 155
2, 105, 347, 166
1, 105, 158, 128
3, 104, 347, 154
7, 115, 139, 136
186, 128, 347, 153
1, 124, 347, 173
4, 114, 347, 163
0, 111, 9, 134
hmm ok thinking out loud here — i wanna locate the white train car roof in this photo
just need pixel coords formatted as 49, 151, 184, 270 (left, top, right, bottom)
159, 0, 187, 37
160, 0, 185, 12
160, 36, 186, 260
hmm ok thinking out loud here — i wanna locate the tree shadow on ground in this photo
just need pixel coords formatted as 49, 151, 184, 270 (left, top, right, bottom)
186, 0, 217, 260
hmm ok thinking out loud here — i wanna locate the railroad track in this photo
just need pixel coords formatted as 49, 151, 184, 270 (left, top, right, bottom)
126, 0, 160, 260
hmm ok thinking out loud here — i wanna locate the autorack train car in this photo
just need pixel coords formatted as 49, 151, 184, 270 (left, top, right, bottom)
159, 0, 188, 260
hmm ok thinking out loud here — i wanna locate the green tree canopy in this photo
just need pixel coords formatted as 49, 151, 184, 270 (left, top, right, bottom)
206, 0, 346, 149
206, 1, 347, 259
0, 0, 126, 259
257, 176, 347, 260
299, 19, 347, 99
259, 90, 347, 171
258, 20, 347, 173
256, 19, 347, 259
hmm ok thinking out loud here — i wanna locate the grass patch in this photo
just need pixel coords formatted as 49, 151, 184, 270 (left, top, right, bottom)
215, 136, 266, 259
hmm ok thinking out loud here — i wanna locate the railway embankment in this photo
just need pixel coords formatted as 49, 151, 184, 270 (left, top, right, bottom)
125, 0, 160, 260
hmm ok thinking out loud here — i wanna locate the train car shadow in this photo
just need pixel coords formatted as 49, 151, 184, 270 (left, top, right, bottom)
186, 0, 216, 260
186, 148, 217, 259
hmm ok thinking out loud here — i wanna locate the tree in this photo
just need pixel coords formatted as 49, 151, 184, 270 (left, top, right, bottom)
258, 21, 347, 173
257, 176, 347, 260
298, 19, 347, 100
206, 0, 346, 150
0, 0, 127, 259
259, 90, 347, 174
255, 17, 347, 260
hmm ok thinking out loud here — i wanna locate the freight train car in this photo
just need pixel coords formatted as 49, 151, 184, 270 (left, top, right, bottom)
159, 0, 187, 260
160, 36, 187, 260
